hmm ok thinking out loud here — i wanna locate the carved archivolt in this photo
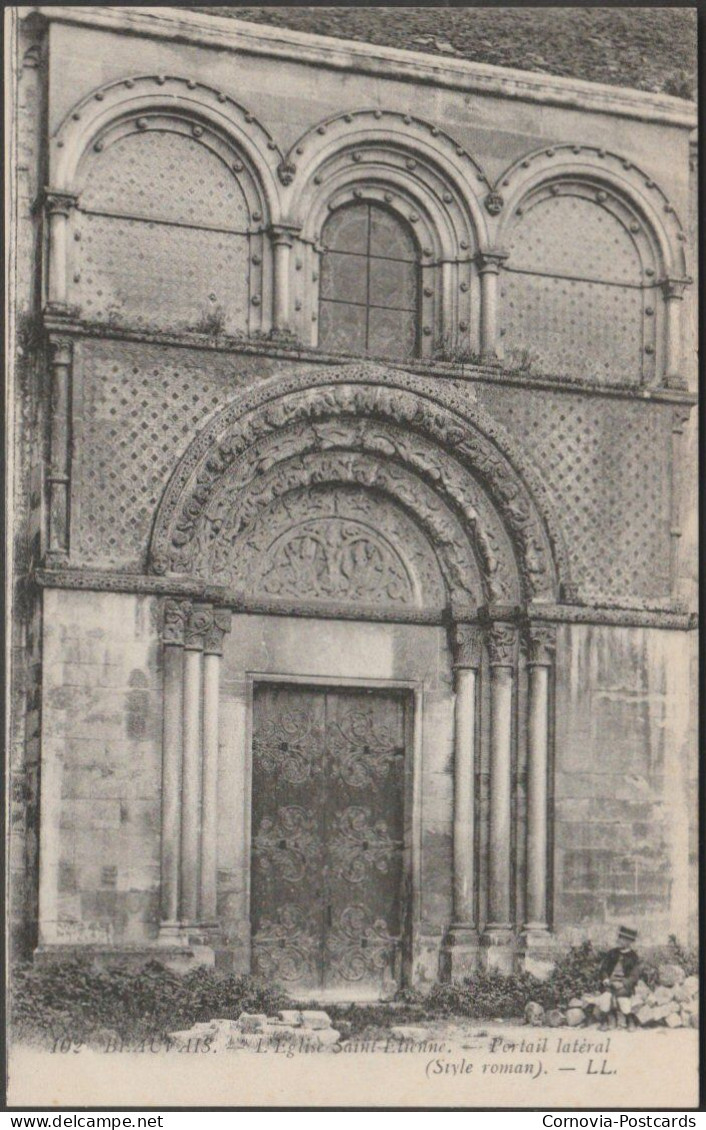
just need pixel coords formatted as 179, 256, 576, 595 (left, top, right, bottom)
150, 362, 568, 606
285, 109, 488, 253
493, 145, 687, 277
51, 74, 282, 211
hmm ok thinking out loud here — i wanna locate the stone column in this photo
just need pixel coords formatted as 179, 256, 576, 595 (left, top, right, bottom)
447, 623, 482, 974
46, 336, 73, 561
662, 277, 691, 389
270, 223, 298, 339
483, 621, 517, 968
199, 610, 231, 925
523, 623, 556, 946
477, 250, 508, 361
179, 604, 211, 924
44, 189, 77, 310
158, 599, 191, 943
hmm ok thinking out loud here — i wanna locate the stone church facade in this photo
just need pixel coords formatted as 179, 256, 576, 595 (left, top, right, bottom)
9, 7, 698, 998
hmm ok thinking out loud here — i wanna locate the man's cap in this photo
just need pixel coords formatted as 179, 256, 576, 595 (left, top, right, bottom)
617, 925, 638, 944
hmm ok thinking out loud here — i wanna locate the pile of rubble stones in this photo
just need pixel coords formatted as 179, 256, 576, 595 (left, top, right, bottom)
525, 965, 699, 1029
169, 1009, 341, 1052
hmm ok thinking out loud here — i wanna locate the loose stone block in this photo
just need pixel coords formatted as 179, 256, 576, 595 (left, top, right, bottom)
654, 985, 674, 1005
278, 1010, 303, 1027
546, 1009, 565, 1027
524, 1002, 545, 1026
238, 1013, 268, 1033
658, 963, 685, 987
300, 1010, 332, 1030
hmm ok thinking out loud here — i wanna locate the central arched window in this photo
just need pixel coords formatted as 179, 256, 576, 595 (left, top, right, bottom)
319, 202, 419, 358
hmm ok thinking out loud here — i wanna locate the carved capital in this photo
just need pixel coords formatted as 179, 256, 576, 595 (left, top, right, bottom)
162, 599, 192, 646
452, 623, 483, 669
269, 222, 299, 246
44, 188, 78, 217
526, 622, 556, 665
203, 609, 232, 655
476, 249, 509, 275
671, 406, 692, 435
662, 276, 692, 301
184, 603, 214, 651
48, 335, 73, 369
487, 622, 518, 667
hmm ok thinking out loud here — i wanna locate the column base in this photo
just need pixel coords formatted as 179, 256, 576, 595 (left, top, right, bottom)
443, 924, 481, 978
517, 923, 558, 979
157, 921, 192, 946
480, 924, 516, 973
158, 920, 219, 947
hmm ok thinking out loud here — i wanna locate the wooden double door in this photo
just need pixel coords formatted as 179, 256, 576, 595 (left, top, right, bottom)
250, 683, 409, 998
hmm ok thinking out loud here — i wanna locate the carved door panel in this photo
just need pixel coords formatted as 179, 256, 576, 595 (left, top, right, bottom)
250, 685, 327, 993
250, 684, 406, 998
324, 690, 405, 995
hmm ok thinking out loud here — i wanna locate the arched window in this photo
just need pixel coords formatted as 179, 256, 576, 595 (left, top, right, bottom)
319, 202, 419, 358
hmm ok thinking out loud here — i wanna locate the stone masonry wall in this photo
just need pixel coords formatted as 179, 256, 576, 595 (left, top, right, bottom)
39, 590, 163, 947
553, 624, 698, 948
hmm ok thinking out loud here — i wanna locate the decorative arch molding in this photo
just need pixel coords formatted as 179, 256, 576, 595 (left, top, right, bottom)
51, 74, 283, 207
280, 109, 490, 249
482, 147, 691, 387
160, 444, 504, 605
149, 363, 570, 607
46, 75, 284, 331
277, 113, 492, 351
492, 146, 687, 277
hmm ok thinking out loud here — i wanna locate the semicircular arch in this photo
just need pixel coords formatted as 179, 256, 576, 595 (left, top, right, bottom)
51, 73, 283, 218
149, 363, 570, 607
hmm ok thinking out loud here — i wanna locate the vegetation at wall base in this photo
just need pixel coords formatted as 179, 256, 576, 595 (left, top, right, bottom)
11, 938, 697, 1047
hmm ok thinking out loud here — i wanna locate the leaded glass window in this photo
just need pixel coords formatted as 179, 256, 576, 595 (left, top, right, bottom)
319, 203, 419, 358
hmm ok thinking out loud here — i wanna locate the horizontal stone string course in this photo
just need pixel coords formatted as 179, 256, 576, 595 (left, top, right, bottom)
31, 567, 697, 629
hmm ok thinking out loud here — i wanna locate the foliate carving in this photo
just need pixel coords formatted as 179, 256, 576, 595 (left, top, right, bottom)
195, 455, 483, 606
328, 708, 404, 789
452, 623, 483, 669
259, 517, 414, 605
203, 608, 231, 655
526, 623, 557, 665
149, 365, 567, 603
326, 905, 398, 982
252, 904, 317, 983
329, 807, 401, 884
253, 807, 321, 884
162, 598, 192, 646
252, 708, 325, 785
184, 603, 213, 650
487, 622, 518, 667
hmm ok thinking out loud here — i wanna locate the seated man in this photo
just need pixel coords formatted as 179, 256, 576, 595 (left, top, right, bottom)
596, 925, 640, 1031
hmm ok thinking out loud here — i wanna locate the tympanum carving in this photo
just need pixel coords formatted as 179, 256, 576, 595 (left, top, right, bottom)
150, 366, 565, 605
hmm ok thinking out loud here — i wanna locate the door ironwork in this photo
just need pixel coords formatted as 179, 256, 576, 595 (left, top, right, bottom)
250, 684, 407, 996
